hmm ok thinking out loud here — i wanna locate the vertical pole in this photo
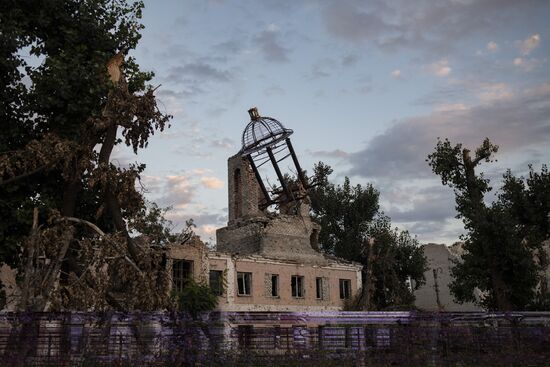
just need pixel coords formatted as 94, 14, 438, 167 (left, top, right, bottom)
433, 268, 443, 311
266, 146, 291, 200
274, 326, 280, 349
48, 334, 52, 360
345, 326, 351, 348
286, 138, 308, 189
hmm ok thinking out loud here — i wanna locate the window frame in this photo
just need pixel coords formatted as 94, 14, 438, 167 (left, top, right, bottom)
291, 275, 305, 298
237, 272, 252, 296
172, 259, 193, 293
271, 274, 279, 297
339, 278, 351, 300
315, 277, 324, 300
209, 270, 224, 296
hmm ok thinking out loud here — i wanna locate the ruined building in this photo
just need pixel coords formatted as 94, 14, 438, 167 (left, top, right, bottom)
169, 108, 362, 311
413, 243, 481, 311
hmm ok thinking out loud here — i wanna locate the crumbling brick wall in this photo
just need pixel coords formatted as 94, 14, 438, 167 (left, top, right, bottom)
227, 155, 263, 224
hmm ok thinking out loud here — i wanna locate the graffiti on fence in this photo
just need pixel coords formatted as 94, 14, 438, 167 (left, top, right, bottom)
0, 311, 549, 366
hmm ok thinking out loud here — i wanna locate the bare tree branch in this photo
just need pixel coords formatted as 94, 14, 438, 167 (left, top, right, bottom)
58, 217, 106, 237
58, 216, 143, 275
0, 164, 49, 186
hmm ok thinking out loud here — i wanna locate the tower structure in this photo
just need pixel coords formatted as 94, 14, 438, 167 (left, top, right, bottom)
216, 108, 324, 264
227, 154, 263, 224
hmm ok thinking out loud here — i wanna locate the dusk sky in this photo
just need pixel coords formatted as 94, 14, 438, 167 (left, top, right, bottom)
117, 0, 550, 244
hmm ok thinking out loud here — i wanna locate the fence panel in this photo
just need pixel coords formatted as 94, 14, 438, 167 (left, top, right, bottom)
0, 312, 548, 366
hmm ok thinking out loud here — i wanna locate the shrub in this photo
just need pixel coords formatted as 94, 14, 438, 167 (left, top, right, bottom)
174, 280, 218, 319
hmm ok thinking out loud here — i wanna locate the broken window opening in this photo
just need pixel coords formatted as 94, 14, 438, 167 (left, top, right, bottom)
291, 275, 305, 298
172, 260, 193, 292
316, 277, 324, 299
209, 270, 224, 296
237, 272, 252, 296
339, 279, 351, 299
271, 274, 279, 297
310, 229, 319, 251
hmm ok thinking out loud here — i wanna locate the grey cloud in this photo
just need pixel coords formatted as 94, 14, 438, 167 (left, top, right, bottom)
379, 183, 465, 243
165, 210, 228, 241
166, 62, 232, 83
139, 175, 163, 195
308, 58, 337, 79
255, 28, 290, 63
322, 0, 547, 55
348, 85, 550, 180
408, 221, 464, 243
413, 83, 471, 106
314, 89, 326, 98
158, 43, 196, 60
206, 106, 228, 117
341, 54, 359, 67
160, 63, 234, 101
173, 145, 213, 159
193, 212, 227, 226
323, 2, 398, 43
264, 85, 285, 96
256, 0, 304, 13
211, 138, 236, 149
157, 86, 205, 99
155, 175, 197, 209
172, 15, 187, 28
310, 149, 350, 159
356, 84, 372, 95
169, 211, 226, 227
164, 210, 227, 235
214, 40, 244, 54
385, 185, 456, 223
110, 145, 136, 169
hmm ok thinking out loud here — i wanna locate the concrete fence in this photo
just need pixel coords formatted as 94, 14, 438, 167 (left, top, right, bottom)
0, 311, 549, 366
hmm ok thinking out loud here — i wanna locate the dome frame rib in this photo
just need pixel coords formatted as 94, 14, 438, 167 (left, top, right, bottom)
240, 116, 293, 156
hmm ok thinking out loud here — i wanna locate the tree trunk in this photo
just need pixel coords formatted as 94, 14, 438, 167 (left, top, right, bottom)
489, 262, 512, 310
61, 177, 80, 217
99, 123, 141, 262
360, 238, 376, 311
19, 208, 39, 310
462, 149, 484, 215
463, 149, 512, 310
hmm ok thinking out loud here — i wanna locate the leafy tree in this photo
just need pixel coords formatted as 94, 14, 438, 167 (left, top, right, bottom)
309, 163, 379, 258
309, 162, 427, 310
0, 0, 178, 311
500, 165, 550, 246
427, 138, 549, 310
174, 280, 219, 320
499, 165, 550, 309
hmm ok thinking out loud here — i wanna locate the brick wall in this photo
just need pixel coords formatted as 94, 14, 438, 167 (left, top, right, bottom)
227, 154, 262, 224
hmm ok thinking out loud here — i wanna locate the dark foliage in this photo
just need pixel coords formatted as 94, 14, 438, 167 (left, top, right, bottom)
309, 162, 427, 310
0, 0, 181, 311
428, 138, 549, 310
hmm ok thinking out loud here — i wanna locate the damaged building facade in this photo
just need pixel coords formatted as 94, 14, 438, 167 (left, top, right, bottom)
168, 108, 362, 311
414, 243, 481, 311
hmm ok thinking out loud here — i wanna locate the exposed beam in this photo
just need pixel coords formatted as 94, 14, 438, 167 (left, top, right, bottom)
247, 154, 271, 207
266, 146, 291, 201
286, 138, 308, 189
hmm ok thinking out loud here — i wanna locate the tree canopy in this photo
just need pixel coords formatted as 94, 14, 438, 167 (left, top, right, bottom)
309, 162, 427, 310
428, 138, 549, 310
0, 0, 181, 311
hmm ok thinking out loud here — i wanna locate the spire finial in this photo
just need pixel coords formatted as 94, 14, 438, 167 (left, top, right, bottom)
248, 107, 260, 121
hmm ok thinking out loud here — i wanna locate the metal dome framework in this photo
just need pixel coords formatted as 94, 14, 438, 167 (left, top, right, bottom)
241, 116, 293, 156
240, 107, 310, 209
